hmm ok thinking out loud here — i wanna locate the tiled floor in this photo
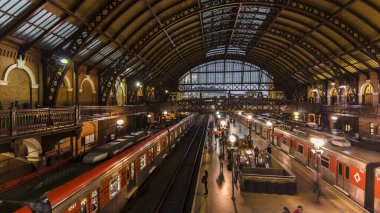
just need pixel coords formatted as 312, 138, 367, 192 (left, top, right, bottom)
192, 121, 367, 213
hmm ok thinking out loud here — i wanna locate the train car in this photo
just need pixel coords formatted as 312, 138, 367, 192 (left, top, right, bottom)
375, 168, 380, 212
235, 114, 380, 212
13, 113, 197, 213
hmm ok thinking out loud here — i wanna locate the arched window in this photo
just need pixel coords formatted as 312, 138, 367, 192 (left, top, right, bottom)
331, 88, 338, 105
178, 60, 273, 96
363, 84, 373, 106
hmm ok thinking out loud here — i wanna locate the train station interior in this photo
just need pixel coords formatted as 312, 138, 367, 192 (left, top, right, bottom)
0, 0, 380, 212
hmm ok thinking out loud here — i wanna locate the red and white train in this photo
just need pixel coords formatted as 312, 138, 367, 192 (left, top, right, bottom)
238, 115, 380, 213
15, 113, 197, 213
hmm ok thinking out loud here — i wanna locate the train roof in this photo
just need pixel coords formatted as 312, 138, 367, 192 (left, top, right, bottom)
275, 126, 380, 163
237, 115, 380, 164
45, 115, 195, 207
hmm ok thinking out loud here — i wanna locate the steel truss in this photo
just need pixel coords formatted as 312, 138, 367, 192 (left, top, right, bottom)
172, 97, 319, 114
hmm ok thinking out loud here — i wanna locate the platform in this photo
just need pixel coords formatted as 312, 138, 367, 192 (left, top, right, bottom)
192, 121, 367, 213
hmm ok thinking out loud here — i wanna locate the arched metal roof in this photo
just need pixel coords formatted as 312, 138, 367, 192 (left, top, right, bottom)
1, 0, 379, 93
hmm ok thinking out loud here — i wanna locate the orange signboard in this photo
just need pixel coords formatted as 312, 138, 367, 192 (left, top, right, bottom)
211, 131, 222, 135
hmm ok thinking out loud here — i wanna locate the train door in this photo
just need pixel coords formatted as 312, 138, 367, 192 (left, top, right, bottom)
130, 161, 136, 188
289, 139, 294, 156
308, 150, 314, 168
90, 190, 99, 213
336, 161, 349, 190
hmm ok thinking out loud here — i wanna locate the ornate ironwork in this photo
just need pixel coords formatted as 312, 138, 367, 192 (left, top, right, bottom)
41, 0, 124, 106
99, 53, 130, 105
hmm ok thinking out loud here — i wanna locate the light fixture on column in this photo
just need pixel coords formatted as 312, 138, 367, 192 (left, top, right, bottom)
60, 58, 69, 64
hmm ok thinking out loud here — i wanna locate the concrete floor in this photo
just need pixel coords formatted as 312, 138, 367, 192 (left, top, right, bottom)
192, 121, 367, 213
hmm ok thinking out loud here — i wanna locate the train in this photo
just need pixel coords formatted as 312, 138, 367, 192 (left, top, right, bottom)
14, 113, 197, 213
82, 131, 150, 164
236, 114, 380, 213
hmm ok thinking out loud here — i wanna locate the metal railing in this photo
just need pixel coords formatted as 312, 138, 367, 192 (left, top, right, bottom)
322, 105, 379, 116
0, 105, 153, 138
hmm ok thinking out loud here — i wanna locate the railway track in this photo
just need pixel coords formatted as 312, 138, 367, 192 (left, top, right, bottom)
156, 115, 209, 213
123, 115, 208, 213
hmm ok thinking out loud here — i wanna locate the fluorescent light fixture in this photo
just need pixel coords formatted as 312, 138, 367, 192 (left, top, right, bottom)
339, 85, 347, 88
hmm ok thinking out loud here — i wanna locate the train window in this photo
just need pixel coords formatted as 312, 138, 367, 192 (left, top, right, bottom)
345, 166, 350, 179
321, 156, 329, 169
338, 163, 343, 175
150, 147, 154, 162
140, 154, 146, 169
370, 123, 375, 135
157, 143, 161, 154
80, 198, 88, 213
130, 162, 135, 180
109, 175, 121, 199
297, 144, 304, 154
91, 190, 98, 213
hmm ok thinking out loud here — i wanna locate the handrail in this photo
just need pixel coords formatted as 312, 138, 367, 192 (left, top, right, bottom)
0, 105, 152, 138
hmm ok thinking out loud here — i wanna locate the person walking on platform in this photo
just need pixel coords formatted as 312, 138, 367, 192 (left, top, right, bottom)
283, 207, 290, 213
293, 205, 303, 213
254, 146, 259, 166
202, 170, 209, 196
219, 155, 223, 174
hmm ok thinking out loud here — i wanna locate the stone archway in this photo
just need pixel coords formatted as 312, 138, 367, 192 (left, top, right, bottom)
79, 75, 96, 94
0, 58, 38, 88
20, 138, 42, 162
328, 87, 338, 105
79, 75, 97, 105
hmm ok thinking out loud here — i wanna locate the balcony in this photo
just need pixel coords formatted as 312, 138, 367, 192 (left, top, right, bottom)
0, 105, 152, 140
322, 105, 379, 117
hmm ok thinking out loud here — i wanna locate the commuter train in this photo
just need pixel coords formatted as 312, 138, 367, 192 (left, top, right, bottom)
15, 113, 197, 213
237, 115, 380, 213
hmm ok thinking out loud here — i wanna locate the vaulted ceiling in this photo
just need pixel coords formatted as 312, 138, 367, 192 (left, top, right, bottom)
1, 0, 380, 93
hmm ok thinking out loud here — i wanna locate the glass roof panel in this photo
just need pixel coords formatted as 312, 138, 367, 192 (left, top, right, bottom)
39, 21, 78, 49
12, 8, 60, 42
0, 0, 31, 29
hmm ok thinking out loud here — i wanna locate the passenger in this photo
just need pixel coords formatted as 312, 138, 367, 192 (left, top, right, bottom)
283, 207, 290, 213
266, 144, 272, 155
219, 155, 223, 174
201, 170, 208, 196
293, 205, 303, 213
312, 170, 321, 193
254, 146, 259, 166
15, 100, 20, 109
